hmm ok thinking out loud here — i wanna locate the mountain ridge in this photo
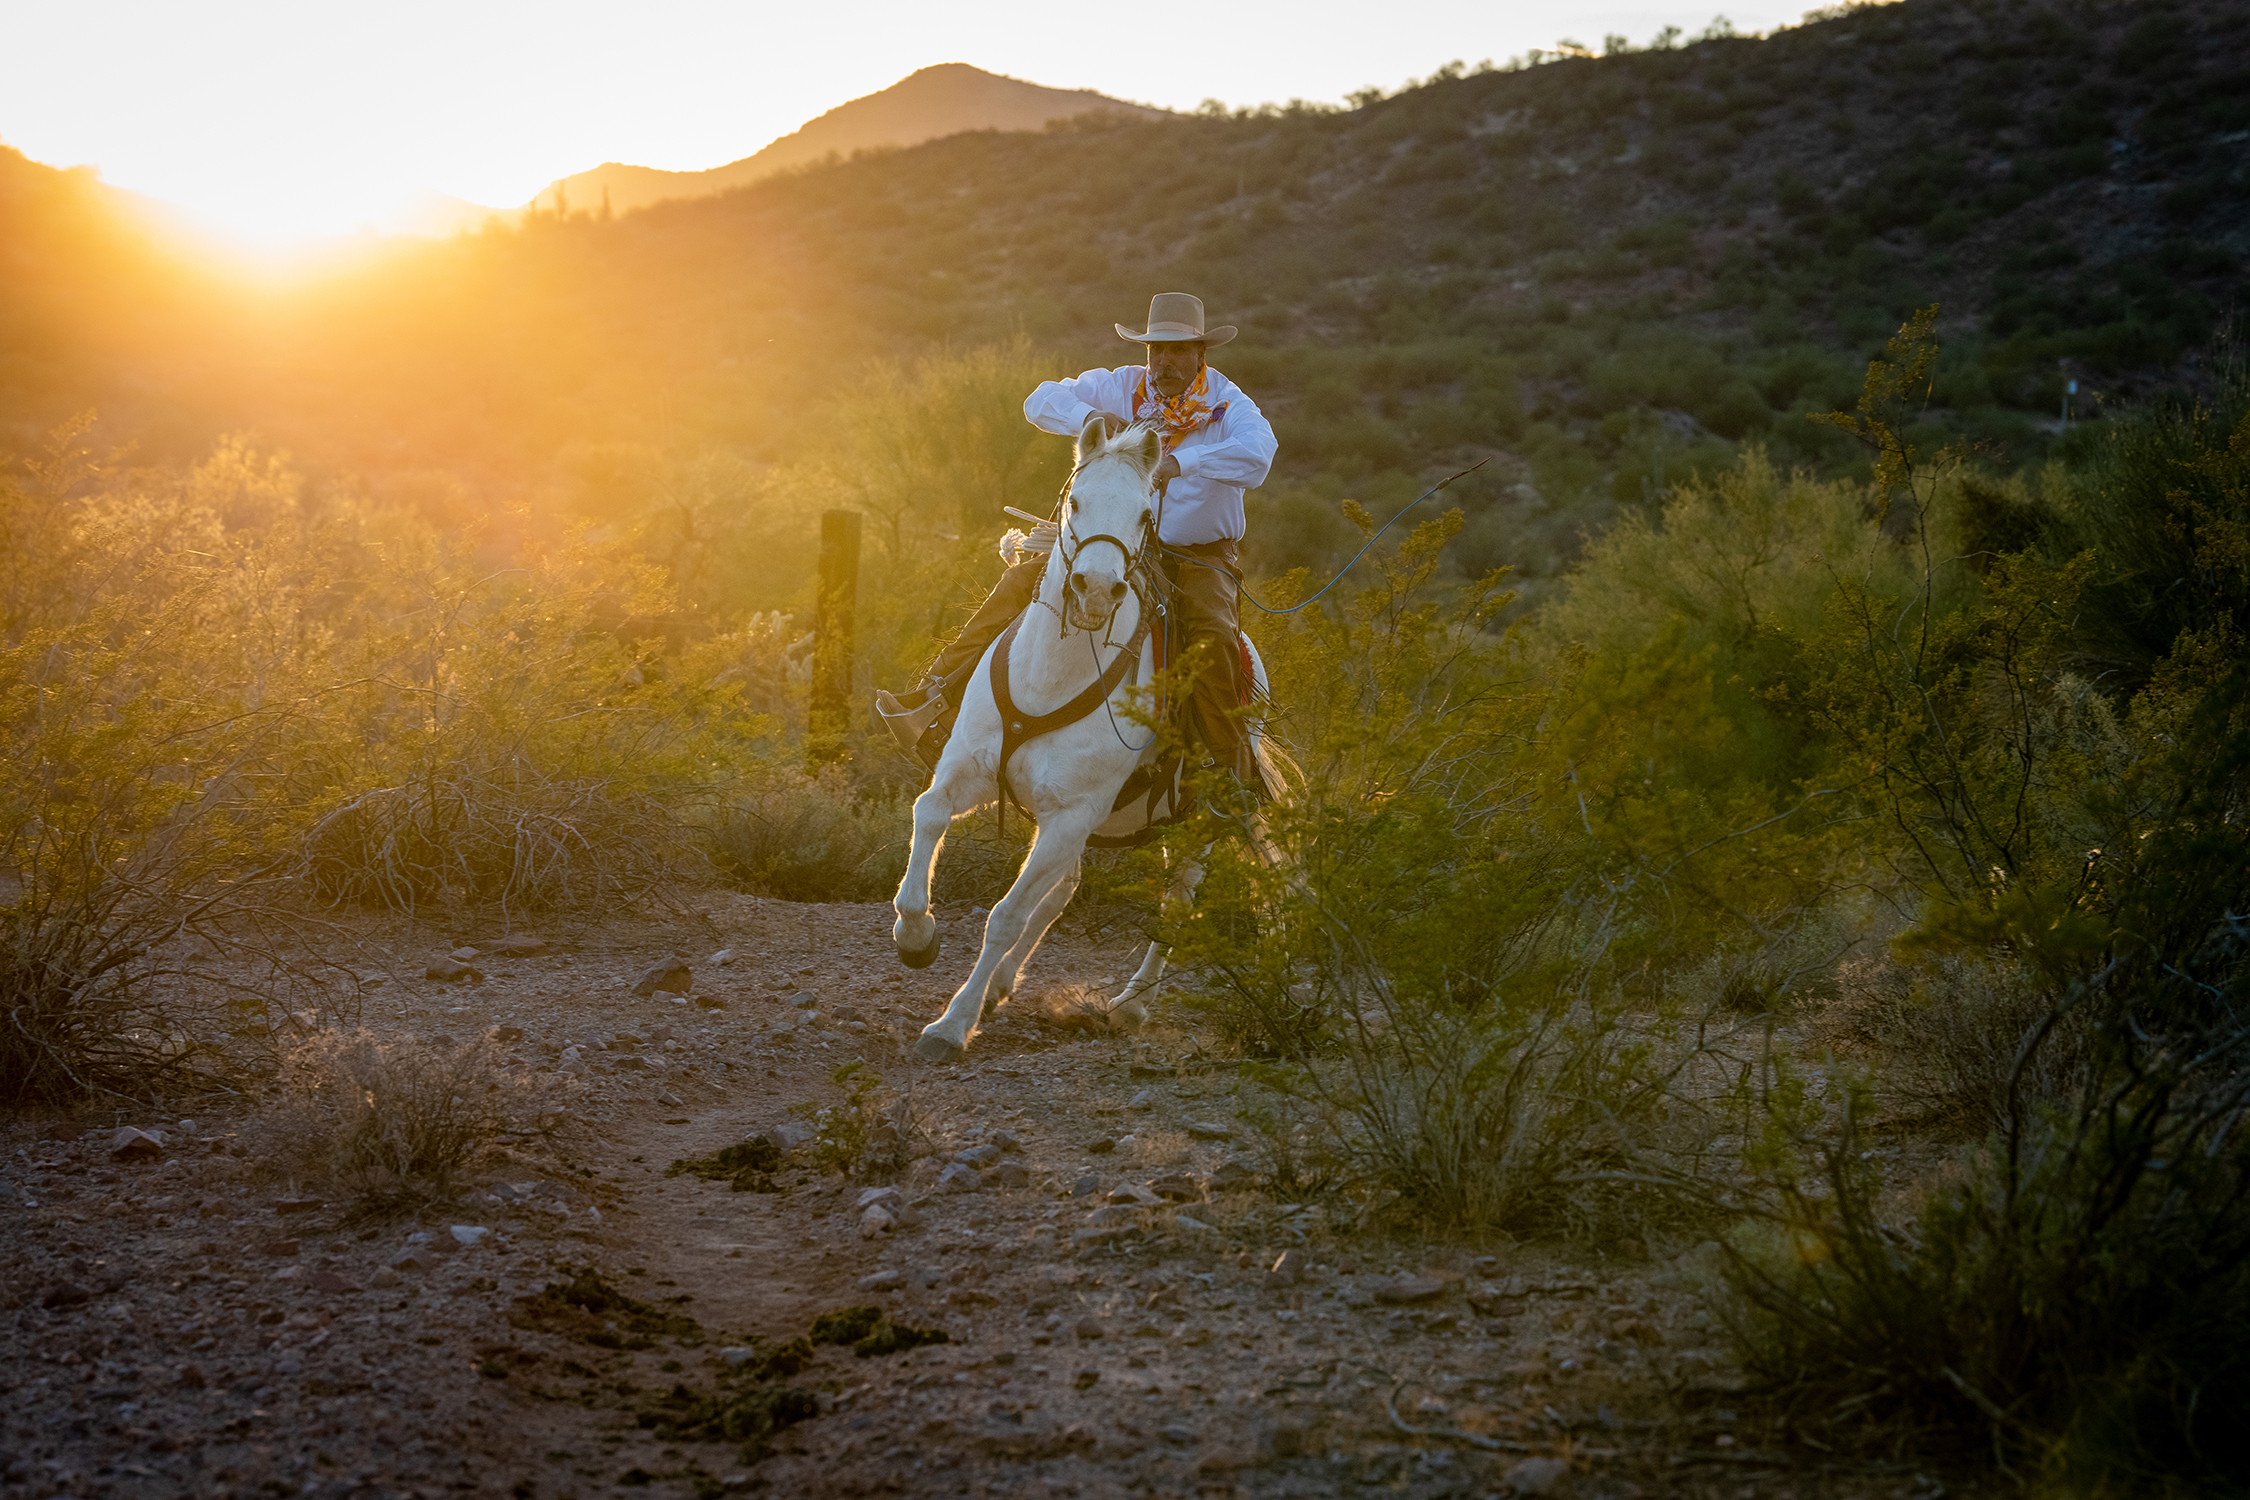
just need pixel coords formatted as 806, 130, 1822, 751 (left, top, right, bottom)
521, 63, 1171, 218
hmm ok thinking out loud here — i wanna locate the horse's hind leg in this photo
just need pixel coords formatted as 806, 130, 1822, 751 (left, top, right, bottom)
986, 861, 1079, 1019
918, 809, 1096, 1062
1109, 941, 1167, 1034
1109, 851, 1201, 1032
894, 762, 978, 968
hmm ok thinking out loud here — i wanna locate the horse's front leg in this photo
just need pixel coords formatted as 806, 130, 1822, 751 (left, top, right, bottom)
918, 808, 1097, 1062
986, 861, 1080, 1019
894, 759, 981, 968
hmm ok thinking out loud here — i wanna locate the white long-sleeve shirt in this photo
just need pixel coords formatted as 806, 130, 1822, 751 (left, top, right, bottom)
1023, 364, 1278, 545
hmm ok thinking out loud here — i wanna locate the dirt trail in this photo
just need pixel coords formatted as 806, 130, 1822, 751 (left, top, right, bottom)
0, 895, 1952, 1499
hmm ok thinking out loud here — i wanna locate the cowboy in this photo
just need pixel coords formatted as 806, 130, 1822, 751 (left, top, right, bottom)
880, 292, 1278, 787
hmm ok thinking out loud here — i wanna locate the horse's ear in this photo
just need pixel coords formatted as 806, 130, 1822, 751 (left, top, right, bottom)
1130, 426, 1163, 474
1076, 414, 1107, 464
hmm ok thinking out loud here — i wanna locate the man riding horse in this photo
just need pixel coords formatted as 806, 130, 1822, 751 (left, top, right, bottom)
878, 292, 1278, 795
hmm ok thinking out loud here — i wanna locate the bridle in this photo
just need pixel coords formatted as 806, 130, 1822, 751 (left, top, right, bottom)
1043, 445, 1165, 642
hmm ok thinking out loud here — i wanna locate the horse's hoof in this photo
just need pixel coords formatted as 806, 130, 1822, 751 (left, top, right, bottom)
898, 933, 941, 970
913, 1032, 965, 1063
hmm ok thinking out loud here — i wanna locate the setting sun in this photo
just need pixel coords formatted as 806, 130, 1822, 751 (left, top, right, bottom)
8, 0, 1809, 244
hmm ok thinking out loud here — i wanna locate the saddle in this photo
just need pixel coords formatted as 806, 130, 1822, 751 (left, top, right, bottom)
877, 596, 1243, 847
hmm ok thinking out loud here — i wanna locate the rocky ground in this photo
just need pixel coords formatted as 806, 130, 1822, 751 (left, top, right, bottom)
0, 894, 1973, 1500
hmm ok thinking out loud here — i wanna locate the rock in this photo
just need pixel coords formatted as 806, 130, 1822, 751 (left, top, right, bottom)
1072, 1226, 1129, 1249
1085, 1138, 1117, 1155
1083, 1204, 1141, 1227
1126, 1089, 1154, 1113
1209, 1158, 1259, 1189
710, 948, 738, 966
615, 1055, 650, 1071
261, 1240, 301, 1258
1374, 1276, 1449, 1305
492, 1025, 525, 1044
1266, 1249, 1307, 1287
1070, 1173, 1100, 1198
756, 1121, 814, 1156
694, 995, 727, 1011
1185, 1121, 1233, 1141
1158, 1423, 1196, 1443
198, 1198, 226, 1218
449, 1225, 490, 1247
955, 1144, 1002, 1168
40, 1283, 90, 1309
274, 1198, 323, 1216
109, 1127, 164, 1160
937, 1162, 983, 1194
1467, 1288, 1526, 1318
860, 1205, 898, 1239
370, 1268, 401, 1289
1113, 1135, 1137, 1152
308, 1271, 362, 1295
177, 1364, 208, 1390
990, 1161, 1032, 1189
790, 991, 819, 1010
43, 1122, 82, 1143
449, 946, 482, 963
425, 957, 481, 983
632, 957, 691, 997
856, 1186, 904, 1211
719, 1346, 756, 1367
856, 1269, 903, 1291
483, 934, 546, 955
1149, 1173, 1205, 1203
1073, 1368, 1101, 1390
1106, 1183, 1164, 1207
387, 1252, 428, 1273
1503, 1456, 1570, 1495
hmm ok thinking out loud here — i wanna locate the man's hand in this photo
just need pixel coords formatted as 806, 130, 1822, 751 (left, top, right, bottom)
1098, 413, 1131, 439
1153, 454, 1182, 485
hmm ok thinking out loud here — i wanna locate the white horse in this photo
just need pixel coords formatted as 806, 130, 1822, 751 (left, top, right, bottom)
892, 415, 1273, 1062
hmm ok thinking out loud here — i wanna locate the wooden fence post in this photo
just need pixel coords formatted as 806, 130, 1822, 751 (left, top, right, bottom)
809, 509, 862, 762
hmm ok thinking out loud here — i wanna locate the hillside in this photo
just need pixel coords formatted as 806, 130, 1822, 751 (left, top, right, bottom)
2, 0, 2245, 596
523, 63, 1172, 216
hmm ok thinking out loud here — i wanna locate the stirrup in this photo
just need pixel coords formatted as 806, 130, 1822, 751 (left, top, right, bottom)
875, 686, 949, 761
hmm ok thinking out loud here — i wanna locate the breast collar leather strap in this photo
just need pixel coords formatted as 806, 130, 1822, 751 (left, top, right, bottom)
989, 605, 1151, 837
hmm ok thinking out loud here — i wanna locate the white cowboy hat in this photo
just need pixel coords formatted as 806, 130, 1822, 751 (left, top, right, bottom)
1115, 292, 1237, 348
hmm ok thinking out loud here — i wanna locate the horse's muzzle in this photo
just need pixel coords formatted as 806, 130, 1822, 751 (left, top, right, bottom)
1065, 569, 1128, 633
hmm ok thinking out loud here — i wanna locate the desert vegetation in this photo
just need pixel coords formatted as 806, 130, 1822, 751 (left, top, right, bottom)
4, 0, 2249, 1488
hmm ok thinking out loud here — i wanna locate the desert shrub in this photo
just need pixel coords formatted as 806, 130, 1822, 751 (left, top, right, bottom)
786, 1061, 919, 1180
280, 1028, 562, 1205
1711, 330, 2250, 1486
1166, 506, 1774, 1232
0, 428, 320, 1102
289, 533, 721, 917
1723, 985, 2250, 1485
1830, 953, 2094, 1133
708, 766, 907, 902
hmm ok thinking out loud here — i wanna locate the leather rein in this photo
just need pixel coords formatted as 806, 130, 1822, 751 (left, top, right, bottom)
989, 494, 1160, 835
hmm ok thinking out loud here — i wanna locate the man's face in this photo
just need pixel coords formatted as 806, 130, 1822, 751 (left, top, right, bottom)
1145, 340, 1206, 399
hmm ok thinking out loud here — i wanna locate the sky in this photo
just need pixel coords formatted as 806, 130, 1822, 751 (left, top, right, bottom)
4, 0, 1817, 244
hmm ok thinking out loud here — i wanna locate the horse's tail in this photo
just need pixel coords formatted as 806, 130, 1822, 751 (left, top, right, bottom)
1241, 634, 1297, 803
1249, 731, 1297, 803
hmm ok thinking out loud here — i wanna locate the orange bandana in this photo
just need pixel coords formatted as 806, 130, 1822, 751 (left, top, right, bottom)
1132, 371, 1229, 451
